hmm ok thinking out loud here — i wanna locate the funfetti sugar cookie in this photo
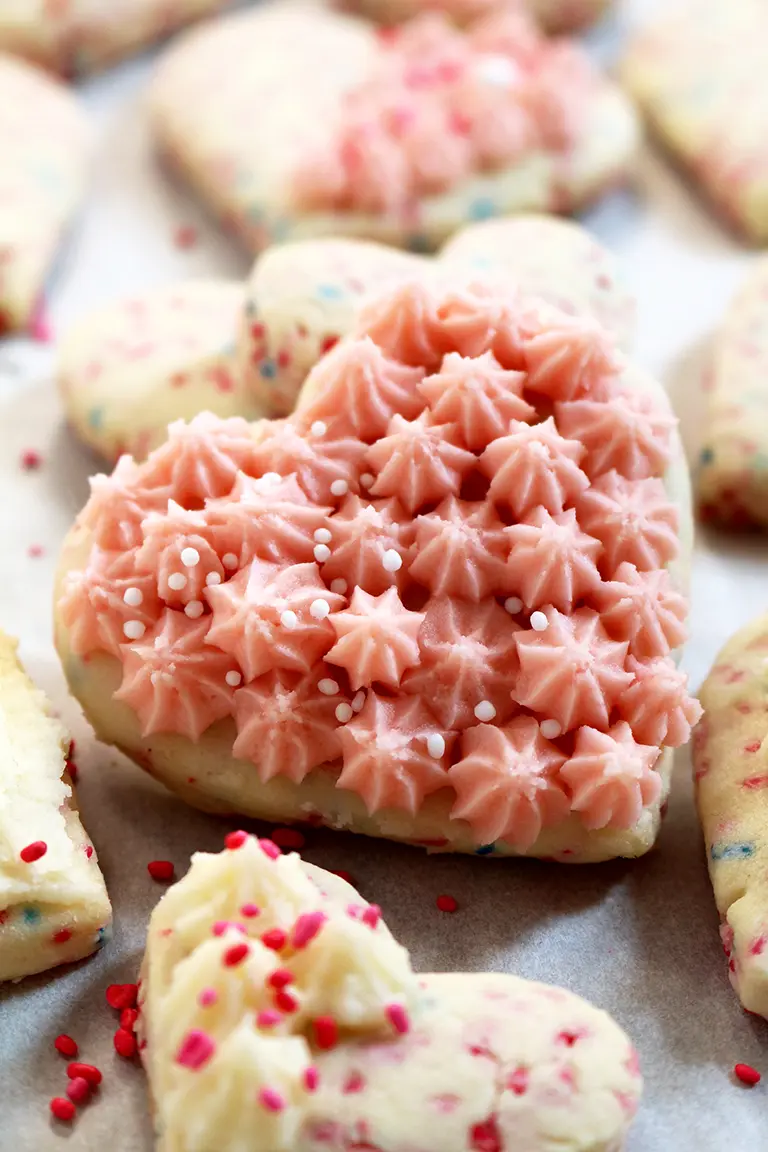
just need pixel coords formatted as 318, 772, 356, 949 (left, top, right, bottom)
693, 617, 768, 1019
622, 0, 768, 244
0, 0, 234, 76
55, 275, 698, 864
697, 259, 768, 530
59, 280, 266, 463
150, 1, 639, 254
140, 833, 642, 1151
0, 631, 111, 982
0, 54, 89, 334
342, 0, 611, 36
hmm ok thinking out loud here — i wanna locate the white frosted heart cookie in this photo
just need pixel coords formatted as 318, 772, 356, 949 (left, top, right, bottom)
0, 631, 111, 982
342, 0, 611, 35
0, 53, 89, 333
693, 616, 768, 1019
0, 0, 234, 75
150, 1, 638, 253
59, 280, 266, 462
622, 0, 768, 243
140, 833, 642, 1151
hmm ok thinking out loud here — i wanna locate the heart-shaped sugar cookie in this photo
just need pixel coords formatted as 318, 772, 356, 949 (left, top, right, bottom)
56, 273, 697, 863
140, 834, 642, 1151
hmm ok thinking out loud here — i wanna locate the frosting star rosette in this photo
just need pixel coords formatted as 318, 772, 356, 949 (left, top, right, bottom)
55, 276, 697, 862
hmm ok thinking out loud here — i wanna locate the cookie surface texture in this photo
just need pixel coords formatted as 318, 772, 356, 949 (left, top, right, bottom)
55, 275, 698, 863
150, 1, 638, 252
0, 631, 111, 982
342, 0, 611, 35
694, 617, 768, 1018
0, 53, 89, 332
140, 834, 642, 1151
622, 0, 768, 243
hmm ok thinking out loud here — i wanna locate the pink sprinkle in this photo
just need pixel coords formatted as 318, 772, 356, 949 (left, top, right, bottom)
556, 1030, 584, 1047
20, 449, 42, 470
271, 827, 306, 850
342, 1071, 366, 1094
386, 1003, 410, 1035
257, 1010, 282, 1029
292, 911, 327, 949
260, 838, 282, 860
241, 903, 261, 918
304, 1065, 319, 1092
176, 1029, 216, 1070
27, 544, 44, 558
212, 920, 245, 937
198, 988, 218, 1008
258, 1087, 286, 1113
173, 224, 198, 249
361, 905, 381, 929
225, 830, 248, 850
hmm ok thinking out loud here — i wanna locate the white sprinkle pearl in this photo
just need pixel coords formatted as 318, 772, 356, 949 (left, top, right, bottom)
262, 472, 282, 486
222, 553, 238, 570
504, 597, 522, 615
351, 690, 366, 713
330, 479, 348, 497
318, 678, 340, 696
123, 620, 146, 640
226, 671, 243, 688
335, 703, 354, 723
474, 700, 496, 722
206, 572, 222, 586
167, 572, 187, 591
311, 421, 327, 437
540, 719, 561, 740
281, 610, 298, 630
123, 586, 143, 607
181, 547, 200, 567
314, 528, 332, 544
426, 733, 445, 759
530, 611, 548, 632
314, 544, 331, 563
382, 549, 402, 573
310, 598, 331, 620
477, 53, 520, 87
185, 600, 204, 619
330, 578, 347, 595
360, 473, 374, 489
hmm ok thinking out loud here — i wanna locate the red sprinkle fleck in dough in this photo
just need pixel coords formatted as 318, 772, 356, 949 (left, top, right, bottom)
304, 1066, 319, 1092
147, 859, 175, 882
277, 349, 292, 370
66, 1077, 90, 1105
85, 845, 94, 859
734, 1063, 761, 1086
268, 968, 295, 990
113, 1028, 137, 1059
262, 927, 287, 952
259, 838, 282, 860
313, 1016, 339, 1051
386, 1003, 410, 1035
436, 894, 459, 914
106, 983, 138, 1011
361, 904, 381, 929
54, 1035, 78, 1058
176, 1029, 216, 1070
173, 225, 198, 249
198, 988, 218, 1008
52, 928, 72, 944
120, 1008, 138, 1032
507, 1066, 529, 1095
320, 334, 340, 355
20, 449, 42, 470
744, 741, 762, 753
225, 830, 248, 850
258, 1087, 286, 1113
343, 1071, 366, 1094
275, 988, 299, 1014
271, 827, 306, 850
557, 1030, 582, 1047
67, 1063, 102, 1086
20, 841, 47, 863
292, 910, 327, 949
241, 902, 261, 918
256, 1010, 282, 1029
50, 1097, 76, 1123
223, 942, 250, 967
470, 1116, 502, 1152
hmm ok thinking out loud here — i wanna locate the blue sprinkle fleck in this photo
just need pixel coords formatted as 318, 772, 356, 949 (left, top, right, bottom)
475, 843, 495, 856
23, 906, 41, 925
96, 924, 111, 946
407, 233, 431, 254
469, 198, 497, 221
710, 842, 754, 861
88, 406, 104, 430
699, 447, 714, 466
259, 359, 277, 380
317, 283, 344, 301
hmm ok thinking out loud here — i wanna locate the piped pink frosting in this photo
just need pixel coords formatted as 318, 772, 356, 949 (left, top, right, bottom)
205, 472, 329, 566
480, 417, 589, 518
326, 586, 424, 690
138, 414, 261, 505
410, 496, 508, 600
81, 455, 170, 551
576, 472, 680, 573
319, 495, 413, 596
366, 411, 476, 512
592, 563, 688, 659
418, 350, 534, 451
555, 390, 676, 481
559, 722, 662, 831
504, 506, 601, 611
59, 549, 161, 657
617, 656, 703, 748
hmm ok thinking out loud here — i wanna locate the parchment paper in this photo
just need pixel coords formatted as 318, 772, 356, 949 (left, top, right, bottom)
2, 1, 767, 1148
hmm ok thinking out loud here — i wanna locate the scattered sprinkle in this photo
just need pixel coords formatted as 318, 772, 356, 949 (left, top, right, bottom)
120, 1008, 138, 1031
281, 609, 299, 629
206, 572, 222, 586
67, 1063, 102, 1086
20, 448, 42, 470
256, 1010, 281, 1029
27, 544, 44, 558
181, 547, 200, 567
335, 702, 354, 723
304, 1066, 320, 1092
314, 528, 332, 544
330, 479, 349, 497
382, 548, 403, 572
106, 984, 138, 1011
271, 827, 306, 850
310, 598, 330, 620
504, 597, 522, 614
50, 1097, 76, 1123
362, 905, 381, 929
318, 678, 340, 696
314, 543, 331, 563
54, 1035, 78, 1059
167, 572, 187, 591
386, 1003, 410, 1035
426, 733, 445, 759
261, 927, 287, 952
240, 902, 261, 918
52, 928, 72, 944
147, 860, 175, 882
184, 600, 204, 619
225, 830, 248, 850
311, 421, 327, 436
258, 1087, 286, 1113
66, 1077, 90, 1105
734, 1063, 761, 1086
20, 841, 47, 864
268, 968, 295, 990
113, 1028, 137, 1059
123, 620, 146, 641
176, 1029, 216, 1070
474, 700, 496, 722
123, 587, 143, 607
530, 611, 548, 632
330, 578, 347, 594
173, 224, 198, 249
540, 719, 561, 740
223, 942, 250, 967
275, 988, 299, 1013
260, 838, 282, 860
222, 553, 238, 570
313, 1016, 339, 1051
436, 894, 459, 914
226, 670, 243, 687
360, 473, 374, 489
198, 988, 218, 1008
293, 911, 328, 949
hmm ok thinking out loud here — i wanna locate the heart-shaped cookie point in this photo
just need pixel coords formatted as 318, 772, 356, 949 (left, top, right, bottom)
140, 834, 642, 1152
56, 275, 698, 862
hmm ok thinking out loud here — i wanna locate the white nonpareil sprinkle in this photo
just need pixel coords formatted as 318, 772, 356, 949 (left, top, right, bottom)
540, 719, 561, 740
311, 421, 327, 437
360, 473, 374, 489
351, 690, 365, 713
167, 572, 187, 591
330, 578, 347, 595
123, 586, 143, 607
314, 528, 332, 544
185, 600, 204, 619
426, 733, 445, 759
382, 548, 402, 573
150, 671, 160, 686
318, 678, 340, 696
181, 547, 200, 568
504, 597, 522, 615
310, 598, 331, 620
330, 479, 349, 497
205, 572, 222, 587
530, 611, 548, 632
476, 53, 521, 87
314, 544, 331, 563
474, 700, 496, 722
280, 610, 298, 630
123, 620, 146, 641
261, 472, 282, 486
335, 702, 353, 723
222, 553, 238, 570
226, 671, 243, 688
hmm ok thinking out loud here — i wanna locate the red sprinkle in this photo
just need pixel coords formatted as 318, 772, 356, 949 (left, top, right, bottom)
66, 1077, 90, 1105
436, 894, 459, 914
734, 1063, 761, 1086
225, 830, 248, 850
261, 927, 287, 952
52, 928, 72, 944
67, 1063, 102, 1086
173, 224, 198, 249
275, 988, 299, 1014
507, 1067, 529, 1095
386, 1003, 410, 1035
304, 1065, 319, 1092
113, 1028, 137, 1059
268, 968, 295, 990
259, 838, 282, 860
320, 334, 340, 355
106, 983, 138, 1011
271, 827, 306, 850
120, 1008, 138, 1032
240, 903, 261, 918
331, 869, 355, 885
258, 1087, 285, 1113
361, 904, 381, 929
20, 449, 42, 470
292, 910, 327, 949
147, 860, 175, 882
50, 1097, 76, 1123
223, 942, 250, 967
20, 841, 47, 863
54, 1035, 78, 1058
313, 1016, 339, 1051
176, 1029, 216, 1070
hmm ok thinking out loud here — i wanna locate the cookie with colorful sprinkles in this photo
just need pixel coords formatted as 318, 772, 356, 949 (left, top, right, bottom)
694, 617, 768, 1019
0, 631, 111, 982
149, 1, 639, 254
55, 274, 698, 862
139, 832, 642, 1150
341, 0, 611, 36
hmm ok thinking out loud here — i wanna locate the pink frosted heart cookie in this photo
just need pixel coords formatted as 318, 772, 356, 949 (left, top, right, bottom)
140, 833, 642, 1150
55, 277, 697, 862
341, 0, 611, 36
0, 53, 89, 333
150, 1, 638, 253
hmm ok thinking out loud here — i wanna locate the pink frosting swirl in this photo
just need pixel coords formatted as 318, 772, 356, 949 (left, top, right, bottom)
366, 411, 476, 513
559, 722, 662, 831
326, 586, 425, 690
249, 419, 367, 505
410, 495, 508, 600
137, 413, 262, 506
357, 280, 444, 369
480, 416, 589, 518
504, 506, 602, 612
419, 350, 534, 451
555, 390, 677, 481
205, 472, 329, 567
617, 656, 703, 748
136, 501, 224, 606
320, 495, 414, 596
59, 549, 161, 657
81, 455, 170, 551
591, 563, 688, 660
576, 472, 680, 573
522, 312, 618, 402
